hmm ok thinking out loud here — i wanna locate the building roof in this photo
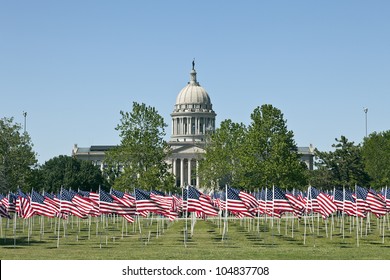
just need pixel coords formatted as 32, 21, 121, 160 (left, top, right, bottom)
72, 144, 117, 156
90, 145, 117, 152
297, 145, 315, 155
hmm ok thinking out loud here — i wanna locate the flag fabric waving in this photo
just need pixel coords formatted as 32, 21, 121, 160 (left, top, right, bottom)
223, 186, 254, 218
135, 188, 162, 216
366, 189, 387, 217
30, 190, 58, 218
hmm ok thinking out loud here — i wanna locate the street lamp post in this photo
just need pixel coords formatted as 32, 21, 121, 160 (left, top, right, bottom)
363, 107, 368, 138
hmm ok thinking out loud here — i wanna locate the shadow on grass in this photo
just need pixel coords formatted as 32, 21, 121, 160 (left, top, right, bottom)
0, 237, 47, 247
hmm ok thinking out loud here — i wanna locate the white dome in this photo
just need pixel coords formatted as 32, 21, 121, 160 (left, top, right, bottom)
175, 69, 212, 107
170, 63, 216, 143
176, 83, 211, 105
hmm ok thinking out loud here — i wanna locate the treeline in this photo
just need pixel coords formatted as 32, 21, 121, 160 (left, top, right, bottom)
1, 103, 390, 194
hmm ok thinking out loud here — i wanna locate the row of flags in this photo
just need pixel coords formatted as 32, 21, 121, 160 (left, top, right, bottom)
0, 186, 390, 222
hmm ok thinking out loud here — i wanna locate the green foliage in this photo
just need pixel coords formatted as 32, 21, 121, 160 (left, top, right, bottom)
105, 102, 175, 192
0, 117, 37, 192
314, 136, 370, 189
199, 119, 247, 189
307, 168, 335, 190
244, 105, 307, 190
40, 155, 105, 192
200, 105, 307, 191
362, 131, 390, 187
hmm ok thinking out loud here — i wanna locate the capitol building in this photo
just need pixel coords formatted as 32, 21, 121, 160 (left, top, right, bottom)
72, 62, 314, 187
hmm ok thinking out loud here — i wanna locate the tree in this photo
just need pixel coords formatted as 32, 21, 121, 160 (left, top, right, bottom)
314, 136, 370, 189
362, 131, 390, 187
0, 117, 37, 193
244, 104, 307, 190
201, 105, 307, 191
307, 168, 334, 190
105, 102, 175, 192
40, 155, 105, 192
199, 119, 247, 189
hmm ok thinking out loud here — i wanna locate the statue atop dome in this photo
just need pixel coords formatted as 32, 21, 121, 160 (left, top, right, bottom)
192, 59, 195, 70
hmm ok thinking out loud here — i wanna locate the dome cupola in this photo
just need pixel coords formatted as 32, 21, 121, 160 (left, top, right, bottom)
170, 61, 216, 142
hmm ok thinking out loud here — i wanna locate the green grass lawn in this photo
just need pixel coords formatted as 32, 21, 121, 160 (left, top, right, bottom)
1, 215, 390, 260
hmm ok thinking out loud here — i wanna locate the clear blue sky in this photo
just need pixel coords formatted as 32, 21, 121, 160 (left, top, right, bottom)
1, 1, 389, 164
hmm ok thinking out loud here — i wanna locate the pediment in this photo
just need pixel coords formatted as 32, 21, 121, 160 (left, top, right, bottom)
169, 143, 206, 158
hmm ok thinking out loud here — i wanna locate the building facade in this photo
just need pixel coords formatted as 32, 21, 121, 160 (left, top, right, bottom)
72, 62, 314, 186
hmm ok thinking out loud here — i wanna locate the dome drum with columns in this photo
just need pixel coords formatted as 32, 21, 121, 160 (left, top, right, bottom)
168, 61, 215, 187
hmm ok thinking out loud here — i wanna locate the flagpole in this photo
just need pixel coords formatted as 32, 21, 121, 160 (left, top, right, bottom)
272, 185, 275, 229
291, 189, 295, 238
383, 186, 387, 244
264, 188, 268, 225
256, 188, 260, 238
342, 187, 346, 240
184, 185, 188, 247
355, 184, 359, 247
13, 200, 17, 248
222, 184, 228, 241
303, 186, 309, 245
57, 187, 62, 248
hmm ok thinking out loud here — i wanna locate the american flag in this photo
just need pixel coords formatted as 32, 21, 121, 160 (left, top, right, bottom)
99, 190, 135, 214
150, 190, 178, 221
354, 186, 369, 217
0, 194, 11, 218
185, 186, 219, 217
309, 186, 337, 219
254, 189, 266, 214
67, 190, 99, 217
223, 186, 253, 218
255, 188, 275, 216
384, 187, 390, 210
272, 187, 295, 215
307, 187, 322, 215
150, 190, 171, 211
238, 190, 259, 213
135, 188, 161, 215
366, 189, 387, 217
30, 190, 58, 217
183, 186, 201, 213
99, 189, 135, 222
317, 188, 337, 219
342, 189, 364, 217
16, 190, 33, 219
7, 193, 17, 213
78, 190, 100, 202
264, 188, 281, 217
199, 194, 219, 216
171, 194, 182, 214
111, 189, 136, 208
211, 192, 223, 211
57, 189, 88, 218
43, 192, 60, 208
285, 190, 305, 216
332, 189, 344, 212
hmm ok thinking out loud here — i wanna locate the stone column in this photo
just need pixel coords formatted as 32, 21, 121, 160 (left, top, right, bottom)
188, 158, 192, 186
196, 160, 200, 187
172, 158, 177, 177
180, 158, 184, 187
187, 117, 190, 135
